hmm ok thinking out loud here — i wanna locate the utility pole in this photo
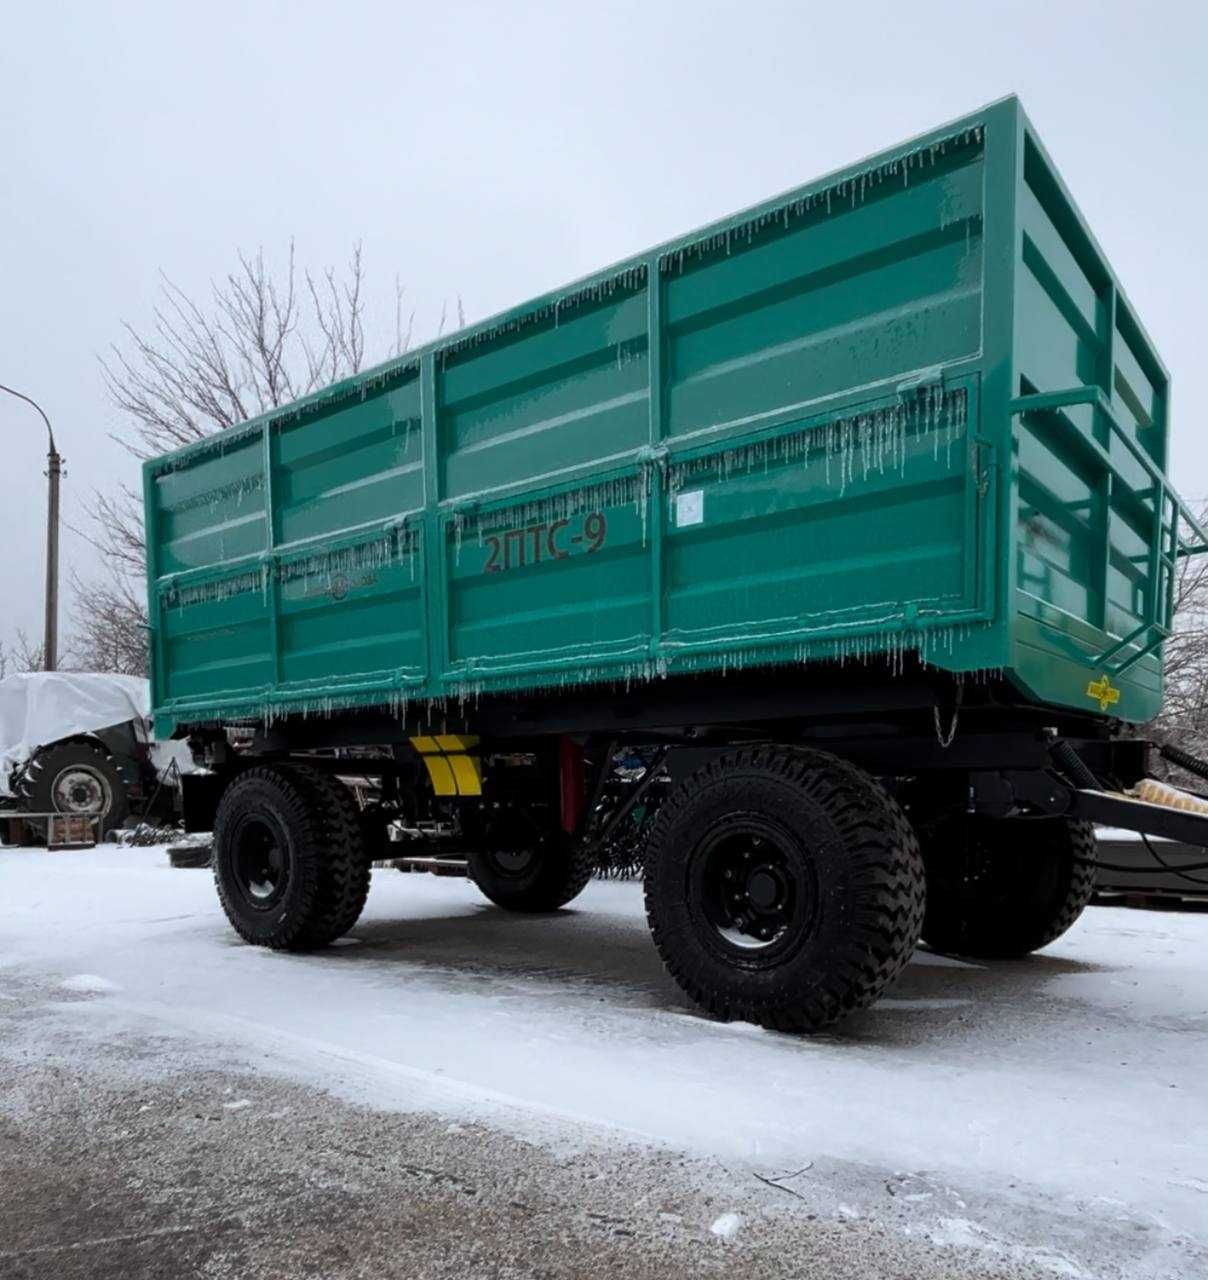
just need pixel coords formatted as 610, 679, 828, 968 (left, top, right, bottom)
0, 383, 63, 671
44, 444, 62, 670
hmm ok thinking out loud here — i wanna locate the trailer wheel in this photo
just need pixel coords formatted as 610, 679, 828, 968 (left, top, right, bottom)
919, 816, 1095, 959
643, 746, 925, 1032
213, 765, 370, 950
293, 768, 373, 945
467, 810, 594, 912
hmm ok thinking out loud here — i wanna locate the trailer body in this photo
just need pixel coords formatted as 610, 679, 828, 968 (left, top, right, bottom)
144, 96, 1191, 739
143, 98, 1208, 1033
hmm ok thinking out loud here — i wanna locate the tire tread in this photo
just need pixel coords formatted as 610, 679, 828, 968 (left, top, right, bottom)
213, 764, 369, 950
15, 739, 130, 835
469, 832, 594, 912
643, 746, 925, 1032
920, 816, 1096, 959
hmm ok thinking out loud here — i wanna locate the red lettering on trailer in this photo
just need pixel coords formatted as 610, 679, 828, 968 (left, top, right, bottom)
480, 513, 607, 574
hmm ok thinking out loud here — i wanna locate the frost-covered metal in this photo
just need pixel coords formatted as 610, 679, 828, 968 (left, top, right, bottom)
142, 96, 1204, 736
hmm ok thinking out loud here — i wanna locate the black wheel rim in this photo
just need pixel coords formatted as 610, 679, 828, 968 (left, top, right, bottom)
230, 815, 290, 911
967, 823, 1062, 912
689, 816, 816, 962
485, 846, 537, 878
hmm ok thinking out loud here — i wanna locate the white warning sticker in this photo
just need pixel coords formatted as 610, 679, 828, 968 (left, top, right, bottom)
675, 489, 704, 528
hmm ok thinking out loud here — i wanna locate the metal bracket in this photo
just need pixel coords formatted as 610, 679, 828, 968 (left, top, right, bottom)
973, 440, 995, 498
446, 498, 480, 524
636, 444, 669, 470
897, 365, 946, 402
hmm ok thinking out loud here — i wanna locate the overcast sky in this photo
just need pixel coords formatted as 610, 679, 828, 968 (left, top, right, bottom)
3, 0, 1206, 656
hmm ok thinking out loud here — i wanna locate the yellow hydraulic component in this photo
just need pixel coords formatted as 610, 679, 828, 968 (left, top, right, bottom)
409, 735, 482, 796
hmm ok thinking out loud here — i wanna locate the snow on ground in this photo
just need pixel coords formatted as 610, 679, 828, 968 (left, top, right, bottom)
3, 844, 1208, 1276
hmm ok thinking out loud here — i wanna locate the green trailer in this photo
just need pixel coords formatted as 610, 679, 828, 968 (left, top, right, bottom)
146, 96, 1208, 1031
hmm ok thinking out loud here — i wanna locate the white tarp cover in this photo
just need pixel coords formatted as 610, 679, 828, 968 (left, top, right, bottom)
0, 671, 150, 796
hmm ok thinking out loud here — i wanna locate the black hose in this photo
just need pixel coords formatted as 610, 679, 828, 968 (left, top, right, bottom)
1159, 742, 1208, 784
1138, 831, 1208, 886
1077, 856, 1208, 873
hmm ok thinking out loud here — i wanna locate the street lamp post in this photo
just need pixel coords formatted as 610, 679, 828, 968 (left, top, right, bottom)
0, 383, 63, 671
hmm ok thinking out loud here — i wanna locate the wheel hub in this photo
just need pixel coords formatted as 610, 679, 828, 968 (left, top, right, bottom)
492, 846, 535, 875
51, 766, 111, 816
231, 818, 289, 909
698, 824, 808, 953
745, 865, 784, 911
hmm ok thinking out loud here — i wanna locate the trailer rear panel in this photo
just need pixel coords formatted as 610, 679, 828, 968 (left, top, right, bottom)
144, 96, 1192, 737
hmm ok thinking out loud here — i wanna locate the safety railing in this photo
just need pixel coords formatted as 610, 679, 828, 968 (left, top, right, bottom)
1009, 385, 1208, 677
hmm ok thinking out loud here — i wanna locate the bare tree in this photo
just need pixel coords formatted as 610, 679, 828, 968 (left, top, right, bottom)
71, 242, 415, 674
0, 630, 46, 678
67, 570, 149, 676
100, 242, 411, 459
1149, 501, 1208, 774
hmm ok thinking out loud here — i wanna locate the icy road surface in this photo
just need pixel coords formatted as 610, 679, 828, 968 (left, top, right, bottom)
2, 845, 1207, 1278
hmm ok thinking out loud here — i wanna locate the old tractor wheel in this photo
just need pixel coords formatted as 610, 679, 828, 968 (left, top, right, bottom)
16, 739, 130, 836
919, 816, 1096, 959
643, 746, 925, 1032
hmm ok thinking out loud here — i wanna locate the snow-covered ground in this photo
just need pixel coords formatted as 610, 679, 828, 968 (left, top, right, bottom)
3, 845, 1207, 1277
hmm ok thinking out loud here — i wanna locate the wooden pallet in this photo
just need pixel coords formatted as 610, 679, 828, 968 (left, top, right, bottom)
0, 811, 98, 849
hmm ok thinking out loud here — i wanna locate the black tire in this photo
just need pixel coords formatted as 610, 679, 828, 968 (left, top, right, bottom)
213, 765, 370, 950
301, 768, 374, 942
16, 739, 130, 835
169, 844, 213, 869
467, 812, 594, 913
643, 746, 925, 1032
919, 816, 1096, 959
